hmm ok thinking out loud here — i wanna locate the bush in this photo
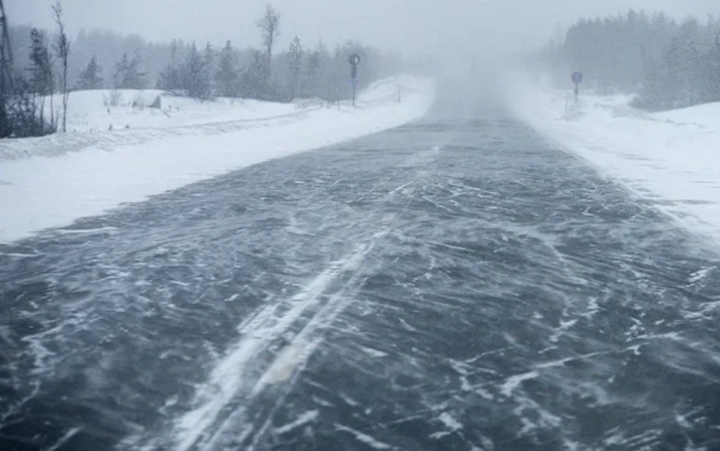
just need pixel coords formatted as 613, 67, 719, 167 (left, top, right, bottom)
0, 78, 56, 139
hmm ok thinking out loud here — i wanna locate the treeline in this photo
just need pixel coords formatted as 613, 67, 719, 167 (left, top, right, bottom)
542, 10, 720, 110
2, 3, 408, 139
71, 5, 392, 102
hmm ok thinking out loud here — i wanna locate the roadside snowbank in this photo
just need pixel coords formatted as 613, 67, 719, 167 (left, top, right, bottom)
0, 75, 435, 243
39, 89, 296, 133
505, 73, 720, 244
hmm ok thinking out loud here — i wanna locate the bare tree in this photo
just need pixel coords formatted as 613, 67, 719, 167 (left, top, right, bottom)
52, 1, 70, 132
256, 3, 280, 83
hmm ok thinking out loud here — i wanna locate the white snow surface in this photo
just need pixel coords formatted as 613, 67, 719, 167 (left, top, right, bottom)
505, 72, 720, 245
39, 89, 295, 133
0, 75, 435, 244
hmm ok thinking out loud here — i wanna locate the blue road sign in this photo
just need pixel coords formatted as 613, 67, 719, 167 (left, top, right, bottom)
572, 71, 583, 84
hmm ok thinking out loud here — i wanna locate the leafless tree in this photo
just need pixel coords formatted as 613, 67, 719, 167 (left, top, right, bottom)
52, 1, 70, 132
256, 3, 280, 82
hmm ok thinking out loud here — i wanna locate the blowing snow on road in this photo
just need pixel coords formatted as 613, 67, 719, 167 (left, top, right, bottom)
2, 85, 720, 451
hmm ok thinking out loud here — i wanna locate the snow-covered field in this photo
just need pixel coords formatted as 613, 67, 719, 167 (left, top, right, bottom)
505, 73, 720, 245
0, 75, 435, 243
40, 89, 297, 133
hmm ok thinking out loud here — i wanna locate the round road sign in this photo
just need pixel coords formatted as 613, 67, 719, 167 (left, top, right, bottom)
349, 54, 361, 66
572, 71, 583, 84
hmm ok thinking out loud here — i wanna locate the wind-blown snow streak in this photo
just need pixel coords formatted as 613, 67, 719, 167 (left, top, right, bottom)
504, 72, 720, 246
154, 228, 387, 451
0, 75, 435, 244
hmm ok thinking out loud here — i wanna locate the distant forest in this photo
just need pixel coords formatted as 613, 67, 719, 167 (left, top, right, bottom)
10, 27, 405, 102
541, 10, 720, 110
1, 2, 417, 139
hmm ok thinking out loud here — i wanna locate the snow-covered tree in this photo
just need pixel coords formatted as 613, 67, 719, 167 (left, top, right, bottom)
52, 1, 70, 132
114, 51, 145, 89
302, 41, 329, 98
156, 39, 181, 92
28, 28, 54, 95
707, 34, 720, 102
215, 41, 240, 97
179, 42, 210, 99
203, 42, 215, 96
256, 3, 280, 85
286, 35, 303, 99
75, 55, 103, 90
241, 49, 269, 100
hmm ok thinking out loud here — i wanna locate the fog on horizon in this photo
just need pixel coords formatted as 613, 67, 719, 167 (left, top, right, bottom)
8, 0, 720, 60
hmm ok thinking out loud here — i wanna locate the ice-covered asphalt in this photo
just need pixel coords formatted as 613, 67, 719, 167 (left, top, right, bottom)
2, 92, 720, 451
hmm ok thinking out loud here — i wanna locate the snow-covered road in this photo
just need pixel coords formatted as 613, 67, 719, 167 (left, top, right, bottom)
505, 73, 720, 246
1, 91, 720, 451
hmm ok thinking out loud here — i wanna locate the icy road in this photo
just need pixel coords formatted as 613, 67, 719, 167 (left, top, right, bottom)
2, 94, 720, 451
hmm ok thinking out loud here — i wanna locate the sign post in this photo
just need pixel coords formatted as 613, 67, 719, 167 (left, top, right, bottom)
349, 53, 361, 107
571, 71, 583, 105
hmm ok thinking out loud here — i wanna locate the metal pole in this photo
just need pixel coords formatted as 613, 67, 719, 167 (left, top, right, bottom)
574, 83, 579, 106
352, 82, 356, 107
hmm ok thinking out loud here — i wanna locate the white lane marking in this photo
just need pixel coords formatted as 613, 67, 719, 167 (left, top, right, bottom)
55, 226, 119, 235
45, 428, 82, 451
218, 244, 383, 451
171, 238, 378, 451
0, 252, 42, 258
165, 141, 450, 450
169, 251, 360, 450
360, 346, 389, 358
275, 410, 319, 435
334, 424, 392, 450
398, 318, 418, 332
340, 392, 361, 407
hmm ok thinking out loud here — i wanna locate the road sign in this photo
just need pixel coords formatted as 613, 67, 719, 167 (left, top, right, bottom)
349, 53, 361, 66
571, 71, 583, 105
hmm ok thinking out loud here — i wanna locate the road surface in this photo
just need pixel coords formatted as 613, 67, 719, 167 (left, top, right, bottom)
2, 94, 720, 451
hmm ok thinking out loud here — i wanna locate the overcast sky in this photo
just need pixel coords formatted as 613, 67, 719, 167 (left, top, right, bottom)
8, 0, 720, 56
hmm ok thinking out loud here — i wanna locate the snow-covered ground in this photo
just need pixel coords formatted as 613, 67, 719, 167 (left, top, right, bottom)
0, 75, 435, 243
505, 73, 720, 245
39, 89, 296, 133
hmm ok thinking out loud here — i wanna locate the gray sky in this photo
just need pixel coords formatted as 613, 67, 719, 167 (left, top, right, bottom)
8, 0, 720, 56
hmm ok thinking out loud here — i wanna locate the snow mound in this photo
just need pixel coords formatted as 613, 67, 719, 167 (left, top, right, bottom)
504, 72, 720, 245
0, 75, 435, 243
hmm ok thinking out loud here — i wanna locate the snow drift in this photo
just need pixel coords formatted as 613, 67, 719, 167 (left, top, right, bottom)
0, 75, 435, 243
504, 73, 720, 246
